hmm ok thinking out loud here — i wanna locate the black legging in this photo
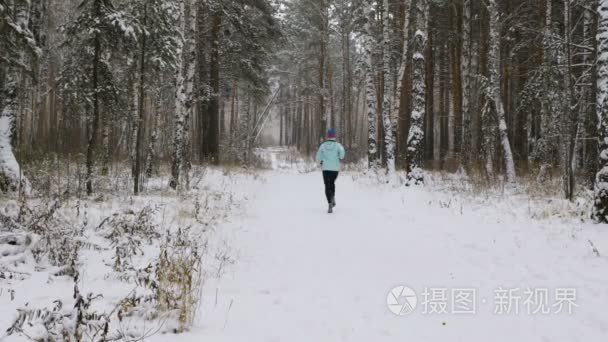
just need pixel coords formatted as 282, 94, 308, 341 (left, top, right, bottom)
322, 171, 339, 204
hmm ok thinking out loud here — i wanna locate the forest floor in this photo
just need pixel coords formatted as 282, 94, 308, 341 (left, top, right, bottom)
2, 149, 608, 341
164, 149, 608, 342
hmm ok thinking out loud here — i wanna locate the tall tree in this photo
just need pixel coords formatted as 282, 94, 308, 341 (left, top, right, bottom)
363, 0, 378, 171
487, 0, 515, 184
592, 0, 608, 222
170, 0, 196, 190
62, 0, 138, 195
406, 0, 427, 186
130, 0, 179, 193
380, 0, 396, 181
203, 4, 221, 164
393, 0, 412, 161
460, 0, 472, 170
318, 0, 329, 142
0, 0, 39, 193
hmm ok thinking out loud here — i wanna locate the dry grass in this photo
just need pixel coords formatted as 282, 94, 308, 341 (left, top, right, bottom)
425, 163, 593, 222
157, 228, 203, 332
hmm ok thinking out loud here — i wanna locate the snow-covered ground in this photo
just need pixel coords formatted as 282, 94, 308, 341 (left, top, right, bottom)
2, 149, 608, 341
178, 153, 608, 342
0, 168, 261, 341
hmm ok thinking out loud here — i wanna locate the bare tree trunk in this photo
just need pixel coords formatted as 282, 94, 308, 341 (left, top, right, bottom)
0, 71, 29, 193
393, 0, 412, 166
341, 23, 353, 148
562, 0, 576, 200
364, 0, 378, 171
133, 3, 147, 194
593, 0, 608, 222
280, 87, 284, 146
536, 0, 558, 182
0, 2, 32, 194
240, 87, 252, 163
482, 101, 495, 179
145, 89, 162, 178
439, 42, 449, 164
425, 28, 434, 162
307, 94, 312, 155
406, 0, 427, 186
451, 4, 463, 161
461, 0, 472, 170
170, 0, 195, 190
205, 11, 221, 164
101, 104, 110, 176
318, 0, 329, 142
584, 2, 598, 188
381, 0, 396, 180
86, 17, 101, 195
329, 59, 336, 130
487, 0, 516, 184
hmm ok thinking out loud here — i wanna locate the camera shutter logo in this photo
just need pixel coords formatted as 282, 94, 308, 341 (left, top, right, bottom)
387, 286, 417, 316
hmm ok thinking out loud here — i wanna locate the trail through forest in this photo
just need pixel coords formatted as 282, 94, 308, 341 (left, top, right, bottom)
165, 155, 608, 342
4, 0, 608, 340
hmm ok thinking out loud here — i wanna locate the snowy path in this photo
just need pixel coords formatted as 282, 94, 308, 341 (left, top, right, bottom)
180, 171, 608, 342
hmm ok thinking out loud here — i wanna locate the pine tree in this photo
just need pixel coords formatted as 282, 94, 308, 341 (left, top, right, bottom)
62, 0, 139, 195
204, 0, 279, 163
128, 0, 180, 193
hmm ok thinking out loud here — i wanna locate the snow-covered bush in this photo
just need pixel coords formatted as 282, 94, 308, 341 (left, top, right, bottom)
6, 283, 111, 341
0, 197, 81, 278
1, 165, 251, 341
97, 205, 161, 271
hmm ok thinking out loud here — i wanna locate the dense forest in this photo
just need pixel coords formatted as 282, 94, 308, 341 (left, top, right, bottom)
2, 0, 608, 220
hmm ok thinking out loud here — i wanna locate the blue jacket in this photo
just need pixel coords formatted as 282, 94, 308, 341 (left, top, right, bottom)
316, 139, 346, 171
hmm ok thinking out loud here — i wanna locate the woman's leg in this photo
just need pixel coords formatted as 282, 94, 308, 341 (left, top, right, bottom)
328, 171, 338, 204
331, 171, 338, 205
322, 171, 332, 204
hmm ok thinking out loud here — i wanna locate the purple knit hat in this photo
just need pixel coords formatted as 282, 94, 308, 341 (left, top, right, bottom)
327, 128, 336, 139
